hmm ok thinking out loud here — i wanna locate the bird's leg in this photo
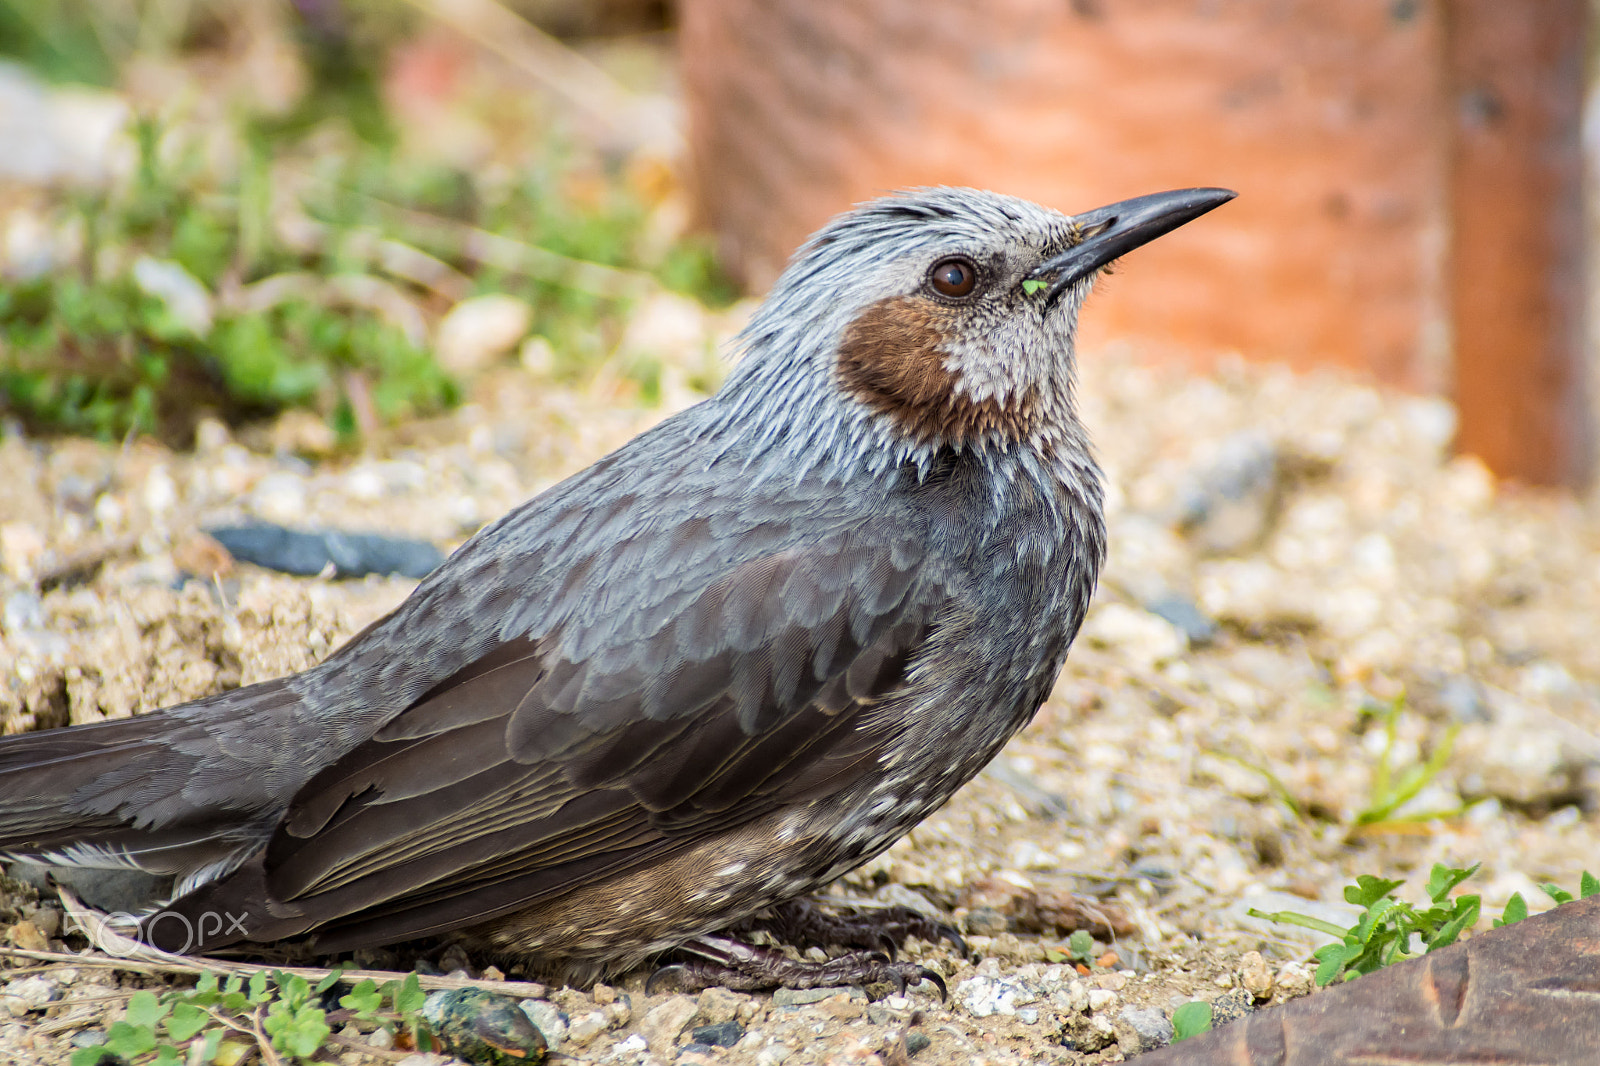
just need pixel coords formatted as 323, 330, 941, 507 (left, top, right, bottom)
646, 934, 946, 997
743, 898, 968, 960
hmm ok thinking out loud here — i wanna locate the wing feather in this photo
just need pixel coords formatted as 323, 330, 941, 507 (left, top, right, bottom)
178, 504, 948, 951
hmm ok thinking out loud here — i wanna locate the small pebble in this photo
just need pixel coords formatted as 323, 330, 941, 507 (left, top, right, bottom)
771, 986, 862, 1007
435, 944, 471, 975
422, 987, 547, 1066
905, 1032, 932, 1056
1210, 988, 1255, 1026
816, 992, 866, 1022
567, 1010, 606, 1046
435, 294, 533, 375
248, 474, 308, 526
1116, 1006, 1173, 1053
1276, 962, 1314, 998
1239, 950, 1273, 998
955, 975, 1037, 1018
1086, 988, 1118, 1012
640, 995, 699, 1053
963, 907, 1008, 936
0, 976, 59, 1014
694, 986, 746, 1024
690, 1020, 743, 1047
520, 1000, 566, 1050
756, 1044, 793, 1066
6, 921, 48, 952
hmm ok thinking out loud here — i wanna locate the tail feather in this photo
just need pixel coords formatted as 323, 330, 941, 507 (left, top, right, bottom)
0, 719, 172, 833
0, 678, 304, 880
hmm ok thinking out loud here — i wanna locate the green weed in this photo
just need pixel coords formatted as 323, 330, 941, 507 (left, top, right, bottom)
1250, 864, 1598, 987
70, 969, 430, 1066
1352, 694, 1464, 829
2, 60, 733, 443
1170, 1000, 1212, 1041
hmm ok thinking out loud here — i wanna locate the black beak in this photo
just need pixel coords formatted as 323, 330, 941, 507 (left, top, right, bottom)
1031, 187, 1236, 303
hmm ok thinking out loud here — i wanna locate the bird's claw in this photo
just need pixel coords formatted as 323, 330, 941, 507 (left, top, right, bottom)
753, 900, 965, 962
645, 963, 692, 995
661, 935, 945, 998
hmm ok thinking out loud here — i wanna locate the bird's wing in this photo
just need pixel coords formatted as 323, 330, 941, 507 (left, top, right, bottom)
196, 514, 949, 949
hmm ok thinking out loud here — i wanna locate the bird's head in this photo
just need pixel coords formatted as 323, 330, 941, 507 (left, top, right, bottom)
719, 186, 1234, 477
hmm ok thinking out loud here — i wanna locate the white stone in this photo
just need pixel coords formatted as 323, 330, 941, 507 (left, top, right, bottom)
955, 975, 1037, 1018
143, 465, 177, 516
566, 1010, 606, 1046
1080, 602, 1187, 668
639, 995, 698, 1053
615, 291, 711, 364
1086, 988, 1118, 1012
519, 1000, 566, 1050
133, 256, 214, 336
250, 472, 308, 526
755, 1044, 792, 1066
519, 335, 556, 375
435, 294, 533, 375
0, 976, 59, 1013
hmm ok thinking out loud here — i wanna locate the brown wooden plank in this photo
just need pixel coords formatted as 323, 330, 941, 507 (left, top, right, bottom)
1141, 895, 1600, 1065
1445, 0, 1591, 485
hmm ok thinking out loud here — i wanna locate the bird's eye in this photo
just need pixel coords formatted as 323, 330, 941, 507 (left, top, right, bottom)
928, 257, 978, 299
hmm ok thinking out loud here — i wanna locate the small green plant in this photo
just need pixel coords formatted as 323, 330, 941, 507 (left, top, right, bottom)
1170, 1000, 1212, 1041
70, 969, 431, 1066
336, 971, 431, 1052
1205, 748, 1304, 822
1352, 694, 1463, 829
1251, 864, 1599, 987
1493, 870, 1600, 928
3, 102, 734, 443
1021, 278, 1048, 296
1043, 928, 1099, 966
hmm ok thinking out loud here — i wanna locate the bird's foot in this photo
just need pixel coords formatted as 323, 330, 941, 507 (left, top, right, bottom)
745, 898, 967, 960
646, 935, 946, 997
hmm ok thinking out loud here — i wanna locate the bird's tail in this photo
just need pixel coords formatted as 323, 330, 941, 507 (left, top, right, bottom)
0, 678, 300, 885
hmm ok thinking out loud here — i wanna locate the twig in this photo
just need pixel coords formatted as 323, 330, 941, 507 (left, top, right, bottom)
248, 1004, 285, 1066
36, 1005, 113, 1036
37, 535, 140, 592
0, 948, 549, 999
362, 197, 660, 299
276, 166, 663, 299
399, 0, 663, 150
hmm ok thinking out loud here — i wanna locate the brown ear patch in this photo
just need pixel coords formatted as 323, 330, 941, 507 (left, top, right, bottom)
837, 296, 1035, 446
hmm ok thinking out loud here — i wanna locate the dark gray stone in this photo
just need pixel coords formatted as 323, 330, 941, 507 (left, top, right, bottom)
690, 1020, 743, 1047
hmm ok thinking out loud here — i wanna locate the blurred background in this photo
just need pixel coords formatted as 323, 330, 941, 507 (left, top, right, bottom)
0, 0, 1593, 486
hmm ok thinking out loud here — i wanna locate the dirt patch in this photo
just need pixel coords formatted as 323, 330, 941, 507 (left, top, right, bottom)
2, 353, 1597, 1064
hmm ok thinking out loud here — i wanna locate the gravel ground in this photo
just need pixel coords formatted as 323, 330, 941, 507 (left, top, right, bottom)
3, 342, 1599, 1066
